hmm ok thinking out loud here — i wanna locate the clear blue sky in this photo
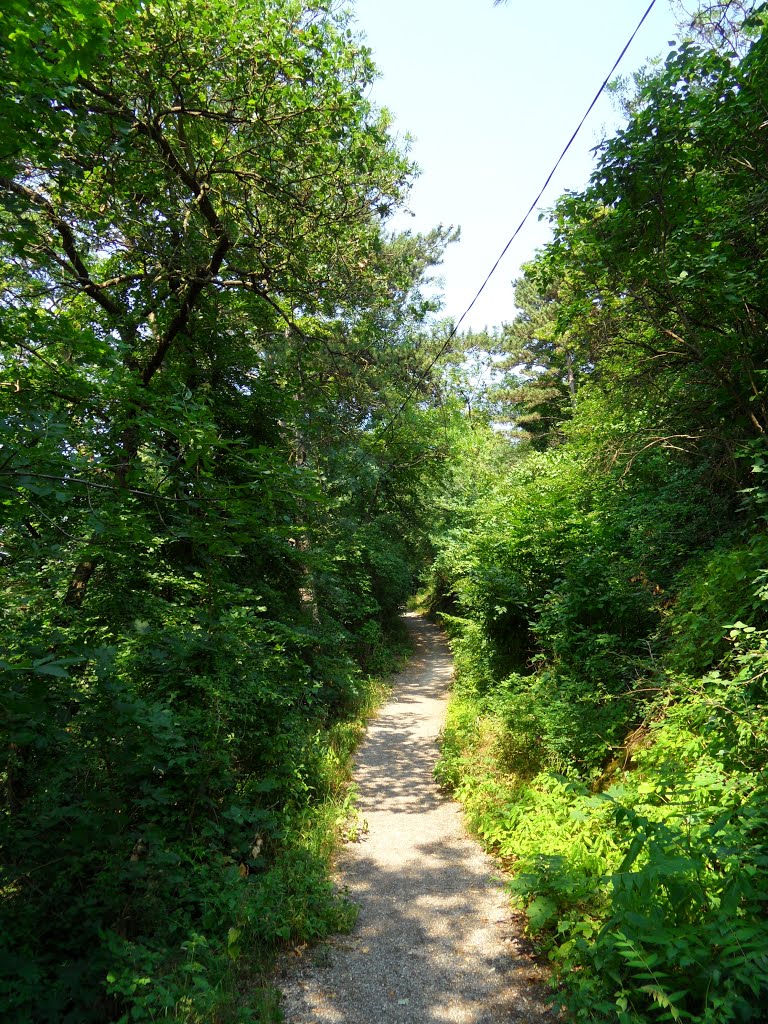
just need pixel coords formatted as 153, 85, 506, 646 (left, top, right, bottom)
350, 0, 682, 331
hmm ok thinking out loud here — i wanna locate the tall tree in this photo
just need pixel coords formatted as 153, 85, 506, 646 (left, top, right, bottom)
0, 3, 456, 1019
536, 28, 768, 474
490, 265, 586, 448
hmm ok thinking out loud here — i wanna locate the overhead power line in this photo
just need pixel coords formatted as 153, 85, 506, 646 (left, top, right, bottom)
372, 0, 658, 443
451, 0, 658, 337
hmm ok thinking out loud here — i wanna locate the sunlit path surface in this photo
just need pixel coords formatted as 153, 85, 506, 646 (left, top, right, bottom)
277, 613, 554, 1024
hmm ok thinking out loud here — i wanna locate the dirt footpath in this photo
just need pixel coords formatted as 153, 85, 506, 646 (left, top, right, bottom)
276, 612, 555, 1024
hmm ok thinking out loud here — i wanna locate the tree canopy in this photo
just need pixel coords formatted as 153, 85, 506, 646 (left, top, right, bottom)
0, 3, 457, 1019
427, 12, 768, 1022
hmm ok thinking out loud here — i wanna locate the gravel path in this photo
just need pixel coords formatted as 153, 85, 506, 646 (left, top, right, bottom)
276, 612, 556, 1024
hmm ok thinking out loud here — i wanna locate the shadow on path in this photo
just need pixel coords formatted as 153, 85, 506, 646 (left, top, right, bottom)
277, 613, 555, 1024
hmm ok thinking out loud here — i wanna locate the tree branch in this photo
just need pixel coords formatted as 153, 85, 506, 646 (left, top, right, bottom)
141, 233, 231, 385
0, 177, 125, 319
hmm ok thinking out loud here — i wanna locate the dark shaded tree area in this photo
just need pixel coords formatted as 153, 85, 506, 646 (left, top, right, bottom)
0, 3, 458, 1020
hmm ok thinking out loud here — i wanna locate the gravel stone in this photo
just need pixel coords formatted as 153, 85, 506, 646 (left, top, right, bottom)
276, 613, 557, 1023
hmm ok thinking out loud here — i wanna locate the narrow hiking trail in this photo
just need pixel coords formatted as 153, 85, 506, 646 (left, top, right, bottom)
276, 613, 555, 1024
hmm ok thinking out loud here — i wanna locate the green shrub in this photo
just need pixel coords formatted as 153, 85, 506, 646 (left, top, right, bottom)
438, 618, 768, 1024
666, 535, 768, 674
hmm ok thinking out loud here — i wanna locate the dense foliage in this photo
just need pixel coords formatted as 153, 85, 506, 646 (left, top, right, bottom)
428, 11, 768, 1023
0, 2, 456, 1020
5, 2, 768, 1023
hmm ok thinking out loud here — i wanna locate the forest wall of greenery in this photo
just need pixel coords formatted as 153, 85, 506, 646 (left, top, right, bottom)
0, 2, 457, 1020
4, 1, 768, 1023
429, 9, 768, 1023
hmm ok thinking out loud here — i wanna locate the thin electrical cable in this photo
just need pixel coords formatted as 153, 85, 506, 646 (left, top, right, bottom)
370, 0, 658, 443
452, 0, 658, 336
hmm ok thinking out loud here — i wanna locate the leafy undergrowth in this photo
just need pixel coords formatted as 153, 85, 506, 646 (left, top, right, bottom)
0, 619, 406, 1024
436, 616, 768, 1023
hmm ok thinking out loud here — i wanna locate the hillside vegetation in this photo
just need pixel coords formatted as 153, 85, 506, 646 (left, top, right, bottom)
427, 8, 768, 1022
